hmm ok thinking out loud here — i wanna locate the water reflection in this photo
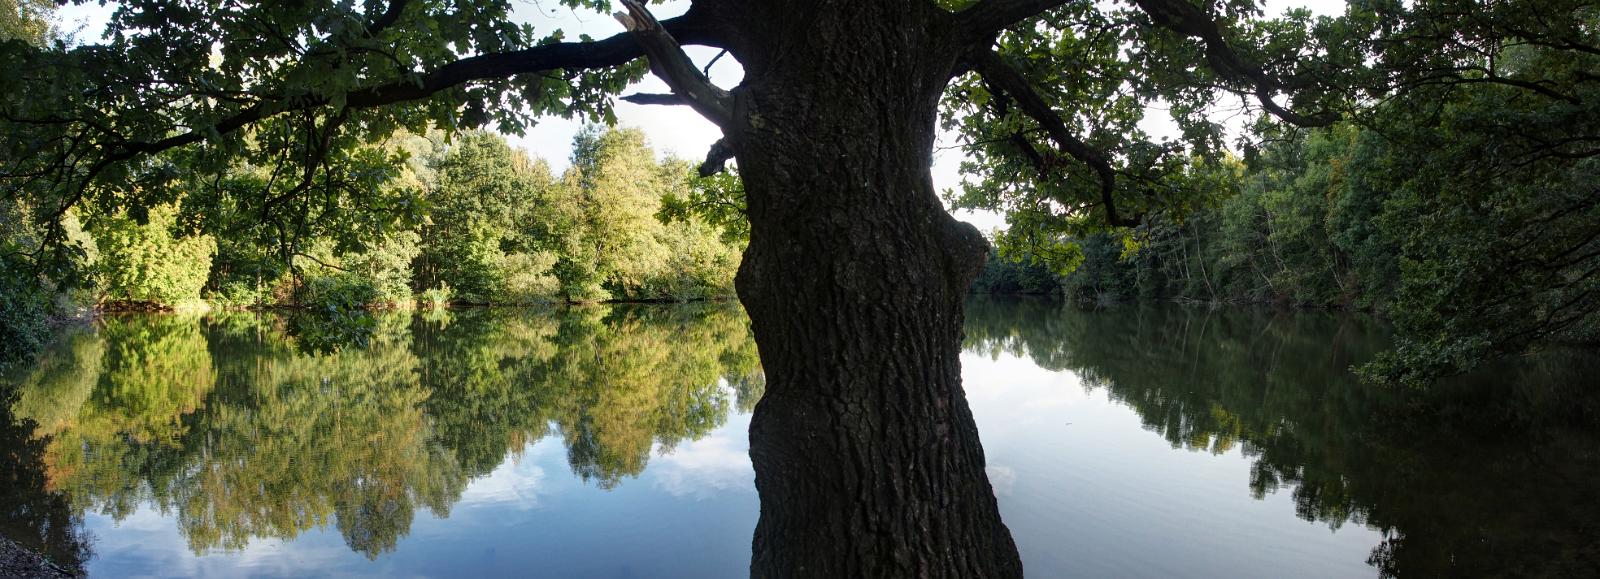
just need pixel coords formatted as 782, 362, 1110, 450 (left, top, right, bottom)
1, 387, 94, 575
0, 300, 1595, 576
966, 297, 1600, 577
2, 304, 760, 561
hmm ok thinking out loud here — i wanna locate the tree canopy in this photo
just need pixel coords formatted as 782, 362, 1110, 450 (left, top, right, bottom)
3, 0, 1596, 384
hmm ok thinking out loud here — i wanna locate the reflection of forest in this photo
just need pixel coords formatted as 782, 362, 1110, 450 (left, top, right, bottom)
1, 389, 93, 576
2, 304, 762, 559
965, 297, 1600, 578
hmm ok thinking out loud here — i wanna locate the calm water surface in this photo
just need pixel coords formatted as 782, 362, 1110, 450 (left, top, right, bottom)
2, 299, 1597, 577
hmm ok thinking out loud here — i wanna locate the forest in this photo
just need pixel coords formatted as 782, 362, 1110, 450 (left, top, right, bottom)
970, 79, 1600, 386
2, 122, 745, 367
10, 123, 740, 305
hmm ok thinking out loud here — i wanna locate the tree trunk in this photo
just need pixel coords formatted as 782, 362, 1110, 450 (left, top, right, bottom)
708, 1, 1024, 576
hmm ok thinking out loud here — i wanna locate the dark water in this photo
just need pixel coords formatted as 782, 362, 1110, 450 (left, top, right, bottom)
2, 299, 1597, 577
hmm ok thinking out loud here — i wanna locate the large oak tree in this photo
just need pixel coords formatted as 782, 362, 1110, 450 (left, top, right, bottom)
4, 0, 1596, 575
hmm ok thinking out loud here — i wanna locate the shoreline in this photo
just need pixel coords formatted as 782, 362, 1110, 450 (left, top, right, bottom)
0, 536, 77, 579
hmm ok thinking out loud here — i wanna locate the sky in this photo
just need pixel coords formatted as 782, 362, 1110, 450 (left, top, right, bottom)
54, 0, 1349, 231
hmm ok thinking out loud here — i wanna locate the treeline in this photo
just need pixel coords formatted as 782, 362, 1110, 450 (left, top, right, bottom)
13, 126, 741, 311
207, 126, 738, 309
975, 46, 1600, 385
1, 126, 741, 371
978, 125, 1393, 307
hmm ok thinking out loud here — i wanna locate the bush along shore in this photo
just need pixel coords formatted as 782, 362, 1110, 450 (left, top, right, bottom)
2, 126, 744, 368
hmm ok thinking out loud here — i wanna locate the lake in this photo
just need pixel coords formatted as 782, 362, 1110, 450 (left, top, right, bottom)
2, 298, 1597, 577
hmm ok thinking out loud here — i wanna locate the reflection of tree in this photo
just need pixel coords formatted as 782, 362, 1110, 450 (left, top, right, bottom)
168, 313, 463, 558
6, 303, 763, 561
413, 303, 763, 489
535, 305, 759, 488
0, 386, 94, 576
411, 308, 562, 477
965, 297, 1600, 577
24, 316, 215, 521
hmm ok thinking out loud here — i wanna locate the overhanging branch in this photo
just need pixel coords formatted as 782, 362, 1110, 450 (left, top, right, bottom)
364, 0, 409, 37
1131, 0, 1339, 127
95, 12, 726, 165
972, 50, 1139, 227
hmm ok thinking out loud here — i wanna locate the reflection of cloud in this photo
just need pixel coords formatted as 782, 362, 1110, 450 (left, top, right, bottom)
458, 442, 555, 511
986, 465, 1017, 497
85, 492, 452, 577
650, 431, 754, 499
88, 506, 365, 578
960, 353, 1086, 431
113, 504, 173, 532
195, 538, 365, 577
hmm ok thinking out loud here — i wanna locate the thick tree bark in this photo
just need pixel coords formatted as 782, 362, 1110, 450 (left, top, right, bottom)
703, 1, 1025, 576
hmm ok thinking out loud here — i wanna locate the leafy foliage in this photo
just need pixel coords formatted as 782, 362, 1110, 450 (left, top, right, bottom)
88, 203, 217, 306
0, 0, 53, 45
1, 0, 1597, 388
943, 1, 1600, 384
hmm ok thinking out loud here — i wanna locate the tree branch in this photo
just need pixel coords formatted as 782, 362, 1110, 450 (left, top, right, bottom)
620, 92, 685, 106
698, 137, 735, 177
97, 12, 725, 165
972, 50, 1139, 227
956, 0, 1073, 41
1131, 0, 1339, 127
364, 0, 409, 37
614, 0, 735, 127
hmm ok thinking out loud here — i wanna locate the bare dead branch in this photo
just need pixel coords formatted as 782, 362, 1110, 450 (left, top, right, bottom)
621, 92, 685, 106
614, 0, 735, 127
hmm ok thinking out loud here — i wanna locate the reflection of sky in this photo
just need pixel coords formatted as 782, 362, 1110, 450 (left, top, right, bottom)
650, 413, 756, 500
455, 442, 554, 511
85, 411, 761, 578
84, 355, 1383, 578
961, 352, 1382, 578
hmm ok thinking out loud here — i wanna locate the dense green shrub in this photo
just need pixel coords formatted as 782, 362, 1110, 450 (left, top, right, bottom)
339, 231, 422, 305
296, 273, 380, 314
419, 283, 452, 309
89, 204, 216, 306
